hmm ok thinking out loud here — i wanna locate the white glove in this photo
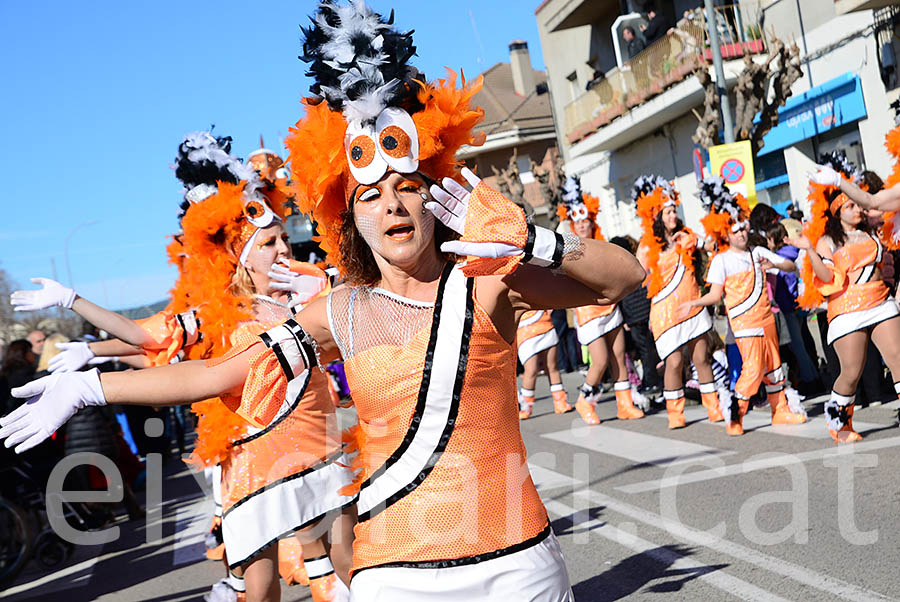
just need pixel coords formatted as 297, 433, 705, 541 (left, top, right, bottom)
267, 259, 327, 307
0, 368, 106, 454
807, 165, 842, 188
426, 168, 520, 258
10, 277, 77, 311
48, 341, 95, 373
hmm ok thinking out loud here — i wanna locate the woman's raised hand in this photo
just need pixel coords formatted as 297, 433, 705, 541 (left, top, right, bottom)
11, 277, 77, 311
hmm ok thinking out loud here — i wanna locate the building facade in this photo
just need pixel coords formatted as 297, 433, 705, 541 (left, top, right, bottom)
536, 0, 900, 238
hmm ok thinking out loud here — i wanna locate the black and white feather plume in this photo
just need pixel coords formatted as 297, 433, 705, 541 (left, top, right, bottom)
300, 0, 417, 126
630, 174, 675, 203
819, 149, 862, 184
698, 176, 744, 223
174, 132, 258, 221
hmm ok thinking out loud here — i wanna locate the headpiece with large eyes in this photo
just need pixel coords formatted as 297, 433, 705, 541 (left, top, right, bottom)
568, 202, 589, 223
344, 107, 420, 185
243, 195, 278, 229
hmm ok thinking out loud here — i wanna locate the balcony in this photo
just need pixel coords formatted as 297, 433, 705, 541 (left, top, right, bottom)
564, 5, 765, 147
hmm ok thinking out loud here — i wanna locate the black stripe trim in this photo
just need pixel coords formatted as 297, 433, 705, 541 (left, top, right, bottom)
233, 369, 311, 446
550, 232, 565, 269
305, 553, 329, 562
175, 313, 187, 349
357, 264, 474, 522
351, 523, 551, 577
309, 569, 335, 579
222, 450, 348, 518
522, 223, 536, 263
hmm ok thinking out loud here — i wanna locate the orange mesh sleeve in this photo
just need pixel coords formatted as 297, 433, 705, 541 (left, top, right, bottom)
205, 338, 288, 429
135, 311, 187, 366
457, 183, 529, 277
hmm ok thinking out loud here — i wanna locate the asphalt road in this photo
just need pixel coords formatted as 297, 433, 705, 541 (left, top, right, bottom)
4, 372, 900, 601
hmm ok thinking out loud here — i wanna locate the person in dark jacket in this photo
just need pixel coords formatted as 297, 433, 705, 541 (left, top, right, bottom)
640, 9, 670, 45
0, 340, 35, 416
611, 236, 662, 393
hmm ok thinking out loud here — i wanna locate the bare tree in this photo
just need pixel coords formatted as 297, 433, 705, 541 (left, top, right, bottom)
693, 36, 802, 153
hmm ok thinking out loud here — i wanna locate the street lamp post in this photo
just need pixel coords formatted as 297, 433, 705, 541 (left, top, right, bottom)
64, 220, 98, 288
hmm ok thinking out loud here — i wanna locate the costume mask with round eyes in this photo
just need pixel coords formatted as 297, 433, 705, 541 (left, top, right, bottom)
238, 195, 281, 266
568, 202, 589, 223
344, 107, 420, 185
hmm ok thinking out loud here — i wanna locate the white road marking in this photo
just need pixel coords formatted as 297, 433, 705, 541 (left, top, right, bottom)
649, 406, 882, 439
617, 435, 900, 494
528, 462, 584, 491
542, 425, 734, 467
544, 498, 791, 601
172, 498, 213, 566
574, 488, 895, 602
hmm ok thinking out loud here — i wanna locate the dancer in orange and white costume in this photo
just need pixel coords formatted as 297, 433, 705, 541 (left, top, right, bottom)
557, 177, 645, 424
10, 134, 354, 602
792, 151, 900, 443
679, 177, 807, 436
517, 309, 571, 418
1, 4, 646, 599
631, 175, 724, 428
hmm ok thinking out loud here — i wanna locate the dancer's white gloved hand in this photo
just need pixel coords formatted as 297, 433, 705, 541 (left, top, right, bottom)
267, 259, 327, 308
48, 341, 95, 373
0, 368, 106, 454
425, 168, 520, 258
10, 277, 77, 311
807, 165, 842, 188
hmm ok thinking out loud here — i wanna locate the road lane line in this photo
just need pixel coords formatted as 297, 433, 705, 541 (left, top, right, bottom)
574, 488, 895, 602
542, 425, 734, 467
544, 499, 791, 602
617, 436, 900, 494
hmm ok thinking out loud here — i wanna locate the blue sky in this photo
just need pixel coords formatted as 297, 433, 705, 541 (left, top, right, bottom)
1, 1, 546, 310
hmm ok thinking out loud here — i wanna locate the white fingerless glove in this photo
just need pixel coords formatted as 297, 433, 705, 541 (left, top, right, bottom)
0, 368, 106, 454
267, 259, 328, 308
425, 168, 567, 275
11, 277, 77, 311
807, 165, 842, 188
48, 341, 95, 373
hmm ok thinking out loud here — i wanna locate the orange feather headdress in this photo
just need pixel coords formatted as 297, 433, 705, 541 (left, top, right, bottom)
285, 1, 484, 275
556, 176, 604, 240
629, 175, 681, 296
698, 176, 750, 250
165, 133, 292, 467
882, 125, 900, 250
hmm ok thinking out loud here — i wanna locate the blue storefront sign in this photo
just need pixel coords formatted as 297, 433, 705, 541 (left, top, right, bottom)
757, 72, 867, 156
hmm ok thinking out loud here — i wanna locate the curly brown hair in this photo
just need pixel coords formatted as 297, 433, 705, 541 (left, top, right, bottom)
824, 187, 871, 247
337, 208, 459, 286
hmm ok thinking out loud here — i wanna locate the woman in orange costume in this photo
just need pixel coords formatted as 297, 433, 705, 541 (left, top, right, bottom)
792, 151, 900, 443
557, 176, 645, 424
516, 309, 570, 419
1, 3, 645, 600
680, 177, 807, 436
11, 134, 354, 602
631, 175, 723, 429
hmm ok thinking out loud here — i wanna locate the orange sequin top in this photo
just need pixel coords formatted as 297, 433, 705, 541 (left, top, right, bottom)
329, 270, 549, 574
815, 234, 889, 322
649, 232, 703, 338
516, 309, 556, 345
723, 255, 773, 333
575, 304, 615, 326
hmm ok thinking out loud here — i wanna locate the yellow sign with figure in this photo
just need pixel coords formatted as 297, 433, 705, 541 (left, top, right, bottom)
709, 140, 757, 207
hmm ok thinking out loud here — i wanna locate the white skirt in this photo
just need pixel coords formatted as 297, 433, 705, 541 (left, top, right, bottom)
518, 329, 560, 365
827, 298, 900, 344
349, 531, 574, 602
653, 308, 713, 360
575, 306, 624, 346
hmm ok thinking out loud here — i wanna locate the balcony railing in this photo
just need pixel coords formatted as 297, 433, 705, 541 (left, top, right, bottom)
564, 5, 765, 145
